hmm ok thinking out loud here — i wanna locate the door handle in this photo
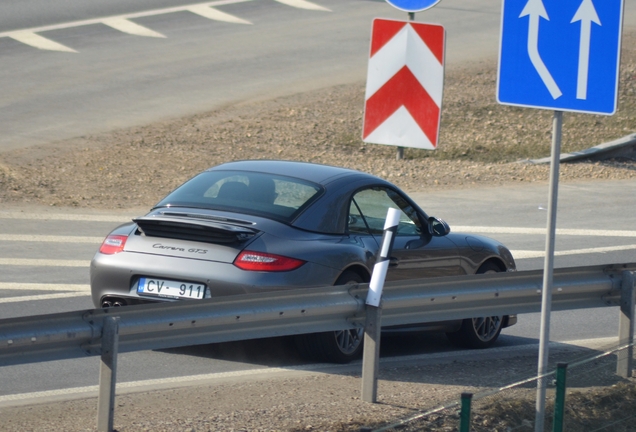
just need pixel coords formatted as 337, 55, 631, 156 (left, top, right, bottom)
389, 257, 399, 267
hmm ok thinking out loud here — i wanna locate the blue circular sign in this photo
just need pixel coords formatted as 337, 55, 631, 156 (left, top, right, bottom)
386, 0, 442, 13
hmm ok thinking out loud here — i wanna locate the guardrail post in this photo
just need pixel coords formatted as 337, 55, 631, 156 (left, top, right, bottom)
617, 271, 634, 378
361, 304, 382, 402
552, 363, 568, 432
97, 316, 120, 432
459, 392, 473, 432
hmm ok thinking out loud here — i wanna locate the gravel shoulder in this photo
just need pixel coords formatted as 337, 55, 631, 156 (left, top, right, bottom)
1, 344, 633, 432
1, 34, 635, 209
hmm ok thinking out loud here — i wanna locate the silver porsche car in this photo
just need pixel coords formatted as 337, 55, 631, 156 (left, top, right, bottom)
91, 160, 517, 363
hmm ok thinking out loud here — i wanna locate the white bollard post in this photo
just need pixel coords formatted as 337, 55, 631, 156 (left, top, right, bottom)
361, 208, 401, 403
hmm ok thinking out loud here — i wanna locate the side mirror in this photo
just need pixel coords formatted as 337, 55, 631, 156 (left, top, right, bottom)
428, 216, 450, 237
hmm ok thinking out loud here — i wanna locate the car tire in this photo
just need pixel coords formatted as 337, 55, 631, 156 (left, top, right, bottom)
446, 262, 504, 349
294, 271, 365, 363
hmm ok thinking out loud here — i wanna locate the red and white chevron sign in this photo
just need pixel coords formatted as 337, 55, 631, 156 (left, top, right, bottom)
362, 19, 445, 150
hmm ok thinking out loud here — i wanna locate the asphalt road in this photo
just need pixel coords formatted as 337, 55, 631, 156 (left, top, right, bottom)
0, 0, 501, 152
1, 179, 635, 403
5, 0, 635, 152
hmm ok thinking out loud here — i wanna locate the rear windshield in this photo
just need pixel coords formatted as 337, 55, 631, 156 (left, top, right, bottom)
155, 170, 323, 223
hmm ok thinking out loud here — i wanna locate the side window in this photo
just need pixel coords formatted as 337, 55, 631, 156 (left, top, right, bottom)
348, 188, 422, 236
348, 200, 369, 234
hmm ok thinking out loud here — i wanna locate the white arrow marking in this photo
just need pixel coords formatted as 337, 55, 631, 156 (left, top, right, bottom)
273, 0, 331, 11
571, 0, 601, 100
519, 0, 562, 99
8, 31, 77, 52
187, 5, 252, 24
102, 18, 166, 38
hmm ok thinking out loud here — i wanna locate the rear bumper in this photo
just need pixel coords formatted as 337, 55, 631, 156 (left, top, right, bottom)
503, 314, 517, 328
90, 251, 340, 308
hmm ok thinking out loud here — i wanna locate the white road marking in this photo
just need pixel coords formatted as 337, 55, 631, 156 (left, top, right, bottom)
0, 366, 303, 404
453, 226, 636, 238
7, 31, 77, 52
0, 234, 102, 243
0, 259, 89, 267
0, 0, 330, 52
1, 211, 634, 261
0, 212, 133, 223
274, 0, 331, 11
0, 284, 90, 303
513, 244, 636, 259
1, 210, 634, 238
559, 336, 618, 350
0, 336, 618, 407
0, 283, 89, 292
513, 250, 552, 259
102, 18, 166, 38
187, 5, 252, 24
0, 0, 253, 38
0, 292, 90, 304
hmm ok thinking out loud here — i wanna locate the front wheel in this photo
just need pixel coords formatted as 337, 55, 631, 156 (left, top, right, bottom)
294, 271, 365, 363
446, 262, 504, 349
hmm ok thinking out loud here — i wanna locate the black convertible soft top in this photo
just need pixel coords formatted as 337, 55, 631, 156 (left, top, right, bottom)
207, 160, 378, 185
210, 160, 426, 235
156, 160, 425, 235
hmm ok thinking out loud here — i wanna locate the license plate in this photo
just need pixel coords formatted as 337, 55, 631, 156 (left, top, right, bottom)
137, 277, 205, 300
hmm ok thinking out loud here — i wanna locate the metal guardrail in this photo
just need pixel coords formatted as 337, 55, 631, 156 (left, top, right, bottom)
1, 263, 635, 431
527, 132, 636, 164
1, 263, 634, 367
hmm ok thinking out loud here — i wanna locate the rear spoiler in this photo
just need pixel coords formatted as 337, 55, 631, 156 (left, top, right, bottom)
133, 215, 258, 244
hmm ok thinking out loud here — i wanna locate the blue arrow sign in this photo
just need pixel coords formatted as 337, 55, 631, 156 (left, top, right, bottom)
497, 0, 624, 115
386, 0, 442, 13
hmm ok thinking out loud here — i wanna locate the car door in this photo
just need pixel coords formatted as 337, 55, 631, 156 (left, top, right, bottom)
348, 187, 463, 281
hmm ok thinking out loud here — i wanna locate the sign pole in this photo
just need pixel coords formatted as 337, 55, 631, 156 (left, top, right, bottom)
395, 11, 416, 161
534, 110, 563, 432
498, 3, 623, 428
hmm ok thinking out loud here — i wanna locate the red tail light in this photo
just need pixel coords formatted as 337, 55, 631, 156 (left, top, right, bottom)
99, 235, 128, 254
234, 251, 305, 272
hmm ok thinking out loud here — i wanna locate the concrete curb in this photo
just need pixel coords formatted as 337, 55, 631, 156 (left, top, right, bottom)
522, 132, 636, 164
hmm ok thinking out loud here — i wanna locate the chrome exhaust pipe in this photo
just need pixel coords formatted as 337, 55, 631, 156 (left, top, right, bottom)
102, 298, 127, 308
